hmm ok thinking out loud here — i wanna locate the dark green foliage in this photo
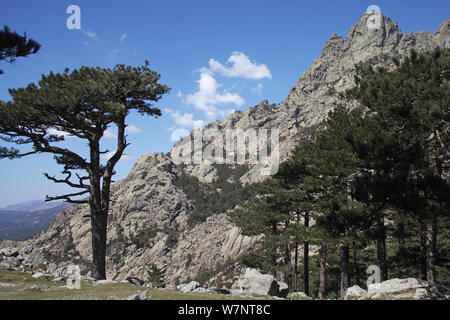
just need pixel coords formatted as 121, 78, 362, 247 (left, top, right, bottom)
147, 264, 163, 287
165, 230, 179, 250
232, 49, 450, 297
175, 164, 251, 226
193, 259, 237, 287
130, 226, 160, 249
0, 25, 41, 74
194, 269, 216, 287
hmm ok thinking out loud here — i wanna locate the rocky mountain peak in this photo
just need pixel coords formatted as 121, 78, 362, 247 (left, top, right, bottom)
435, 18, 450, 48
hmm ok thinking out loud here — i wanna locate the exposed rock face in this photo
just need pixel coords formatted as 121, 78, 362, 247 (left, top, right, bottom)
14, 15, 449, 286
0, 245, 44, 269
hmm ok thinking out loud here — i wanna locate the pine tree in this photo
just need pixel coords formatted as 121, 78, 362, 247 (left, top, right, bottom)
345, 48, 450, 286
0, 62, 170, 279
0, 25, 41, 74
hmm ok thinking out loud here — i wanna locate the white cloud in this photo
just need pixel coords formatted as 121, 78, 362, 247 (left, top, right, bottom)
104, 128, 116, 139
169, 111, 205, 129
251, 83, 264, 96
120, 33, 127, 42
47, 128, 74, 138
176, 90, 183, 97
101, 151, 133, 162
208, 52, 272, 79
186, 72, 244, 120
126, 125, 143, 134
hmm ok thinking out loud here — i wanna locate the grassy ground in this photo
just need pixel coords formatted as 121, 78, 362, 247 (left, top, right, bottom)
0, 269, 270, 300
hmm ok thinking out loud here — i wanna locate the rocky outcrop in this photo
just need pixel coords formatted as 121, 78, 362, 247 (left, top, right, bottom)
10, 15, 449, 288
0, 245, 44, 269
345, 278, 450, 300
231, 268, 288, 298
177, 281, 200, 293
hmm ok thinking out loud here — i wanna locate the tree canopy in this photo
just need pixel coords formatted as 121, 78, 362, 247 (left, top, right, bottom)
0, 25, 41, 74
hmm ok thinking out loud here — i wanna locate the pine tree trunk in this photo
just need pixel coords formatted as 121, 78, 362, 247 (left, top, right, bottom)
420, 222, 427, 280
376, 213, 388, 281
294, 241, 298, 292
425, 219, 436, 286
303, 212, 309, 296
352, 239, 359, 286
284, 239, 292, 290
90, 208, 108, 280
340, 244, 349, 298
397, 218, 407, 277
318, 243, 326, 300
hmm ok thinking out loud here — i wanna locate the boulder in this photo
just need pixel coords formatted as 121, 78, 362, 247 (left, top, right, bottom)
127, 290, 149, 300
46, 263, 58, 275
278, 281, 289, 298
23, 249, 44, 267
368, 278, 428, 299
94, 279, 117, 285
32, 272, 45, 279
1, 247, 19, 258
126, 276, 145, 286
192, 287, 211, 293
232, 268, 280, 297
345, 285, 368, 300
0, 257, 20, 269
19, 245, 34, 257
52, 277, 65, 282
177, 281, 200, 293
366, 278, 449, 300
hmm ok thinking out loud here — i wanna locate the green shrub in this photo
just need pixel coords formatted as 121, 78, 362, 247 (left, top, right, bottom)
147, 264, 163, 287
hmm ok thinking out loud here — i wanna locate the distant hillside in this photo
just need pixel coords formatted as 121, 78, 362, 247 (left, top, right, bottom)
1, 200, 63, 212
0, 202, 70, 241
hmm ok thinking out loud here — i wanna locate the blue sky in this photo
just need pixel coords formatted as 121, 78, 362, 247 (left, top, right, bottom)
0, 0, 449, 207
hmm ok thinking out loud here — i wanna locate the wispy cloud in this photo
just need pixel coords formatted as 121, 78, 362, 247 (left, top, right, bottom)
126, 125, 143, 134
101, 151, 133, 162
82, 29, 100, 41
120, 33, 127, 42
